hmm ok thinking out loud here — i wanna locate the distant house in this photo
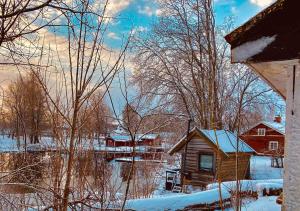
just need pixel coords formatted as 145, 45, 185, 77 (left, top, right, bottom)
105, 134, 161, 147
168, 127, 255, 188
240, 116, 285, 155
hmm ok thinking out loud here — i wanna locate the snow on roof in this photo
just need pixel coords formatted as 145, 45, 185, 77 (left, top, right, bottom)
200, 129, 255, 153
260, 121, 285, 135
232, 35, 276, 62
168, 127, 255, 155
109, 134, 159, 142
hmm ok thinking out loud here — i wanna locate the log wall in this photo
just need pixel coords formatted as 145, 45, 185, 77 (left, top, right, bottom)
181, 135, 251, 187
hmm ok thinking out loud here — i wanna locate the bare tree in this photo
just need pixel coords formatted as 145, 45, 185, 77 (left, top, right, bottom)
4, 72, 47, 145
132, 0, 277, 132
13, 0, 131, 209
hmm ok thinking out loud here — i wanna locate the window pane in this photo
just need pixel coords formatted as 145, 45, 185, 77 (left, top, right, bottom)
269, 141, 278, 150
200, 155, 213, 170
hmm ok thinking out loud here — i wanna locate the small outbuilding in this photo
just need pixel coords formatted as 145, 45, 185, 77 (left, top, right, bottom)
168, 127, 255, 188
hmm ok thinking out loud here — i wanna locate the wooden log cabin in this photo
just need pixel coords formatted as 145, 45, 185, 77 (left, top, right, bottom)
168, 127, 255, 188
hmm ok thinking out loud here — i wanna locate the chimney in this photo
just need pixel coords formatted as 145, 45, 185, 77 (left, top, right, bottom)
274, 115, 282, 123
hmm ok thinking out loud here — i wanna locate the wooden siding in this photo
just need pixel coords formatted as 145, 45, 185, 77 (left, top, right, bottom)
181, 136, 215, 186
181, 135, 251, 187
217, 153, 251, 181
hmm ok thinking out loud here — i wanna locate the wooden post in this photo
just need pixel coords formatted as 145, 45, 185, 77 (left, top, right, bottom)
283, 65, 300, 210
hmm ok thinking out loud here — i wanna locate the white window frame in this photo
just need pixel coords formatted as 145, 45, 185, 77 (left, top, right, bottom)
257, 128, 266, 136
269, 141, 279, 151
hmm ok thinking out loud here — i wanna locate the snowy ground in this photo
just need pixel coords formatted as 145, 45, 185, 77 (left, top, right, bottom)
250, 156, 283, 179
125, 155, 283, 211
0, 136, 20, 152
0, 137, 283, 211
0, 135, 151, 152
126, 178, 282, 211
240, 196, 280, 211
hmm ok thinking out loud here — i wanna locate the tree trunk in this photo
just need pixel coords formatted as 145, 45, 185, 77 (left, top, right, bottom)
62, 98, 80, 210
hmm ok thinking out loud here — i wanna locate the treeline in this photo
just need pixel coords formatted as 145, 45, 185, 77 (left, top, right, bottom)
0, 72, 113, 144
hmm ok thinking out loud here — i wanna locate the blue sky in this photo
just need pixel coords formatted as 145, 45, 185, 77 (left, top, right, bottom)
104, 0, 277, 114
104, 0, 275, 48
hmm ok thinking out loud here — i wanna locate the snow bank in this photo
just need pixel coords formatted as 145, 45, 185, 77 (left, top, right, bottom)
125, 179, 282, 211
241, 196, 280, 211
125, 188, 231, 211
207, 179, 282, 193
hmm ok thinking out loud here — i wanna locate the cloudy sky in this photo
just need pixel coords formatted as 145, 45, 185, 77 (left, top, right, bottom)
102, 0, 277, 112
0, 0, 277, 114
104, 0, 276, 48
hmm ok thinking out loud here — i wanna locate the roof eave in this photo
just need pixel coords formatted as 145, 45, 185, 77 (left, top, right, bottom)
225, 0, 285, 47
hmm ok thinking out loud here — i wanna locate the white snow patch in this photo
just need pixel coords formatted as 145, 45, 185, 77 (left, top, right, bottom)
241, 196, 280, 211
207, 179, 283, 193
232, 35, 276, 62
126, 179, 282, 211
126, 188, 231, 211
0, 136, 19, 152
250, 156, 283, 180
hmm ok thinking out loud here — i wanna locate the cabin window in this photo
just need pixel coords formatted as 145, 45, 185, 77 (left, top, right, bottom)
199, 153, 214, 172
269, 141, 279, 150
257, 128, 266, 136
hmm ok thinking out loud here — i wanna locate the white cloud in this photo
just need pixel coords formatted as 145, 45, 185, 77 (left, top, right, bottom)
137, 5, 165, 17
132, 26, 148, 34
107, 32, 121, 40
250, 0, 275, 8
138, 6, 155, 16
93, 0, 132, 18
106, 0, 132, 17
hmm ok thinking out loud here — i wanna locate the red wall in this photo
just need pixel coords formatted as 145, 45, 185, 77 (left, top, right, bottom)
105, 137, 161, 147
239, 123, 285, 155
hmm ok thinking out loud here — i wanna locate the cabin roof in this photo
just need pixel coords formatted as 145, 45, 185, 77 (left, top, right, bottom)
225, 0, 300, 63
109, 134, 159, 142
168, 127, 255, 155
242, 121, 285, 135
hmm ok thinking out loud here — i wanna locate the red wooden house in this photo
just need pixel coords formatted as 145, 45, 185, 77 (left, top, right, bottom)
105, 134, 161, 147
239, 116, 285, 155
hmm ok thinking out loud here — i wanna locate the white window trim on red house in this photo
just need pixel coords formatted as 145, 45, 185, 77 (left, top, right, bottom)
257, 128, 266, 136
269, 141, 279, 151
